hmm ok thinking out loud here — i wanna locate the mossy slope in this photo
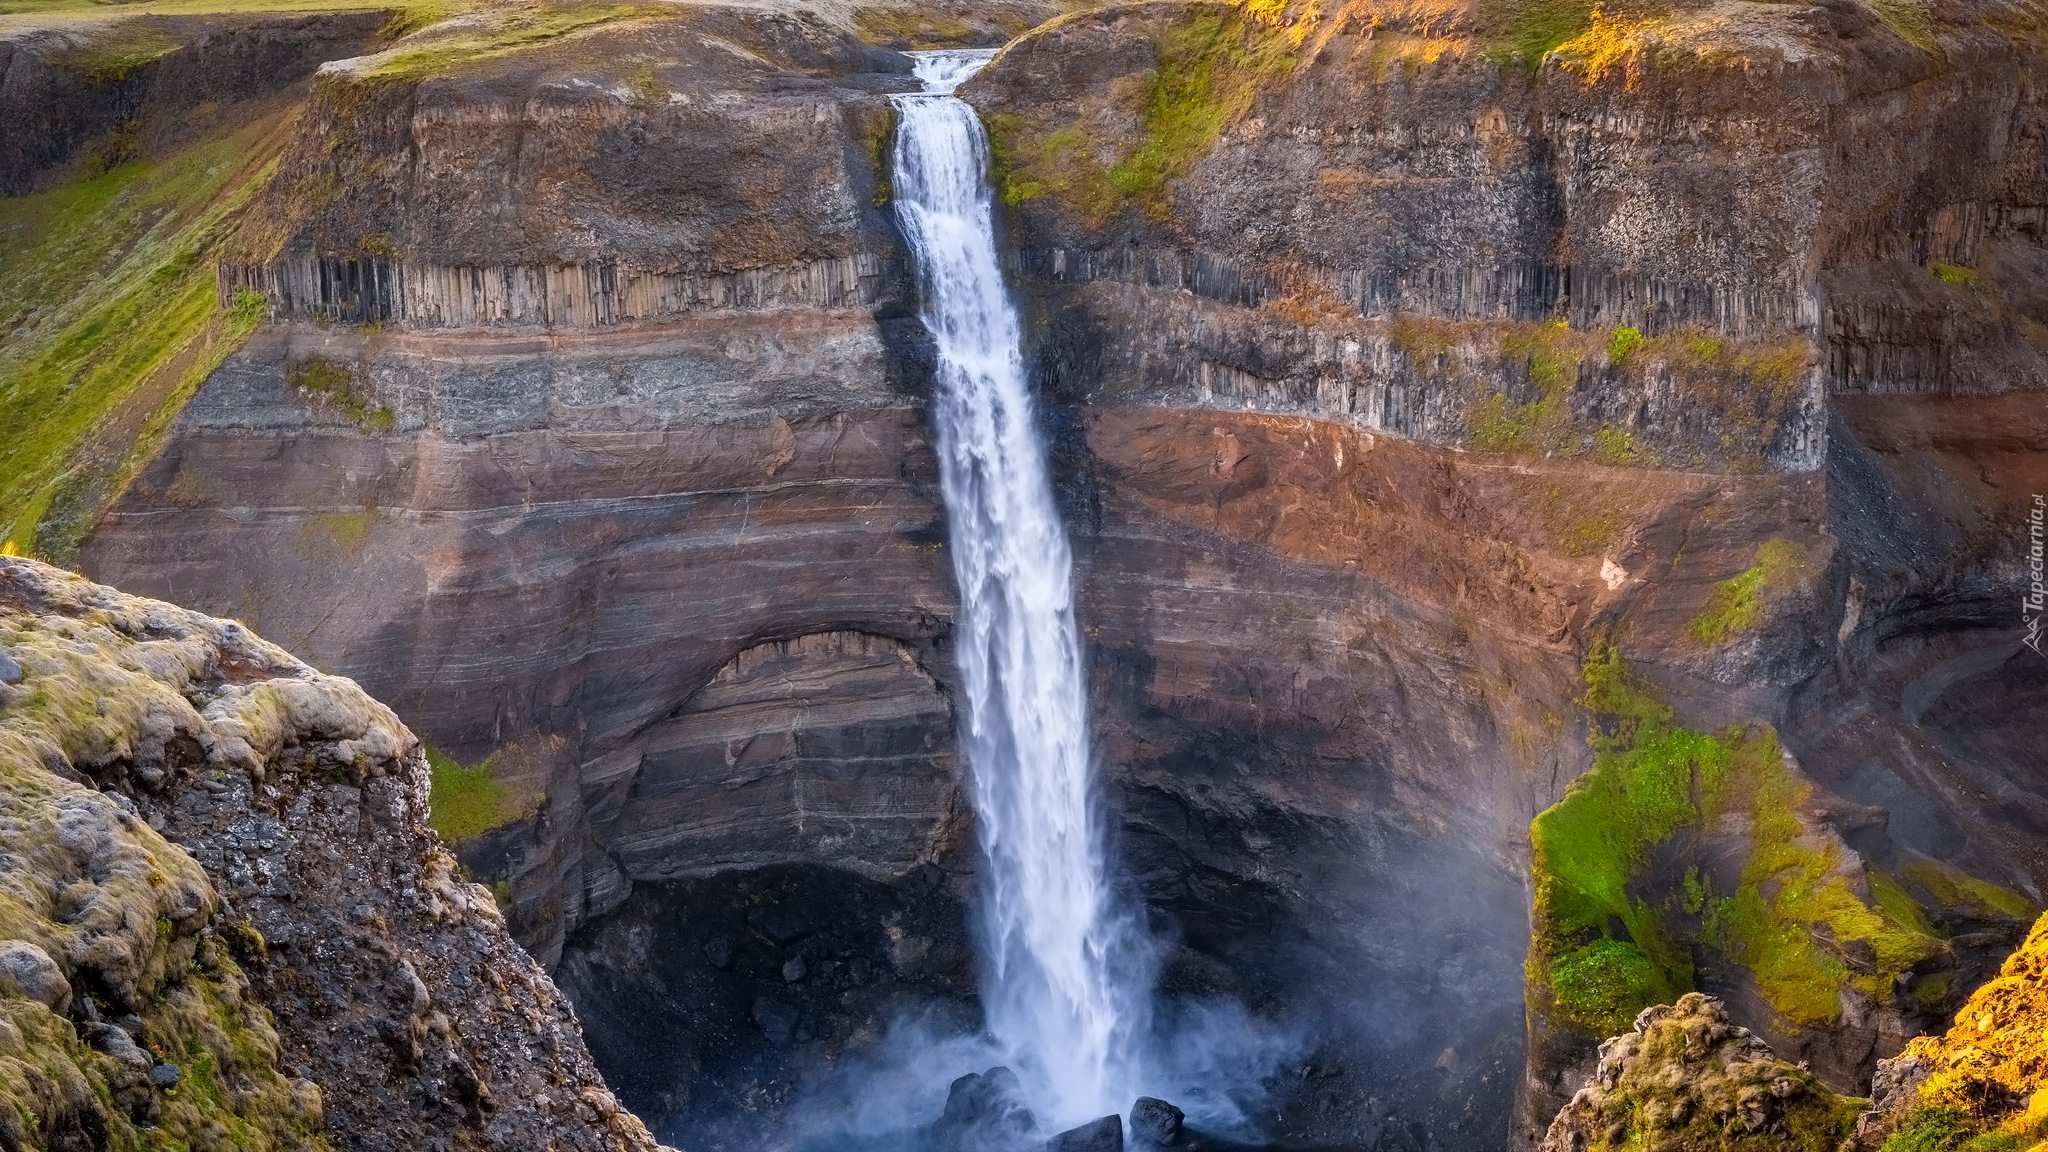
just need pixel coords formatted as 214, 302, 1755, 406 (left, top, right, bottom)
0, 118, 287, 562
1528, 643, 2024, 1043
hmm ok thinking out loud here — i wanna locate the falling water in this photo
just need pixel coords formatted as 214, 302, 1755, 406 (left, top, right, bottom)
890, 51, 1149, 1128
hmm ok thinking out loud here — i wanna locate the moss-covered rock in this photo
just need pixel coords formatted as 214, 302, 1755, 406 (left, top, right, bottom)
0, 556, 666, 1152
1540, 992, 1865, 1152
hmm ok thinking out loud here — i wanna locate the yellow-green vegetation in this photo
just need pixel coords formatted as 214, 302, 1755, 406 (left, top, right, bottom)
989, 5, 1300, 218
425, 746, 541, 843
1606, 324, 1643, 365
1546, 992, 1866, 1152
1468, 318, 1587, 453
1930, 262, 1988, 291
1687, 537, 1817, 646
284, 357, 394, 431
349, 2, 668, 80
864, 106, 897, 206
1901, 857, 2037, 921
1480, 0, 1615, 64
0, 119, 285, 562
1877, 911, 2048, 1151
0, 0, 411, 23
297, 500, 380, 559
1529, 642, 1948, 1037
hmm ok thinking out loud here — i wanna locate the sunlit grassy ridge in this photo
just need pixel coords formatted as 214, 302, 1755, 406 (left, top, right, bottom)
0, 118, 290, 560
1528, 642, 2032, 1037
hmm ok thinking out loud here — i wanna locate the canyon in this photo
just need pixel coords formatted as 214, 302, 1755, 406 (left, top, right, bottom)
3, 0, 2047, 1149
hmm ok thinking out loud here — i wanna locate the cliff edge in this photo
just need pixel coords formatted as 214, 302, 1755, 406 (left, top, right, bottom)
0, 556, 664, 1152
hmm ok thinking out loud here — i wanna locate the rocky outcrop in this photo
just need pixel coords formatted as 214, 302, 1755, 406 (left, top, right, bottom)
0, 10, 396, 196
0, 557, 664, 1152
1855, 909, 2048, 1149
1539, 993, 1863, 1152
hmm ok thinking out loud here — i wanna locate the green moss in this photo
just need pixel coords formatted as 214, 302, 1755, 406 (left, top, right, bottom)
864, 106, 897, 206
988, 8, 1297, 219
1881, 1107, 2007, 1152
426, 745, 538, 843
1531, 642, 1945, 1036
1689, 566, 1764, 645
1867, 0, 1940, 54
1929, 262, 1986, 290
0, 121, 282, 559
285, 357, 395, 432
1902, 857, 2038, 920
1590, 424, 1644, 466
1107, 12, 1297, 212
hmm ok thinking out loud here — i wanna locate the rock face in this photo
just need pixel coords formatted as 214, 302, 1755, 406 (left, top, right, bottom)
1539, 993, 1862, 1152
0, 10, 396, 196
0, 557, 664, 1152
43, 0, 2048, 1149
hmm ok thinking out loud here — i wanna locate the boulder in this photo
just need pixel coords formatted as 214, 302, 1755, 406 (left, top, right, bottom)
1048, 1114, 1123, 1152
930, 1066, 1038, 1152
1129, 1097, 1184, 1147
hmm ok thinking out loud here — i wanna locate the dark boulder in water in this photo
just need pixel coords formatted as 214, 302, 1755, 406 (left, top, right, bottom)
1047, 1114, 1123, 1152
930, 1066, 1038, 1152
1129, 1098, 1184, 1147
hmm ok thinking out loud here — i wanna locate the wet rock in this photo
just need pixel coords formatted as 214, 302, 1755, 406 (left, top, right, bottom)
930, 1066, 1038, 1152
0, 940, 70, 1011
781, 955, 808, 983
1048, 1113, 1123, 1152
703, 938, 731, 969
1129, 1097, 1183, 1147
751, 995, 798, 1046
148, 1063, 181, 1090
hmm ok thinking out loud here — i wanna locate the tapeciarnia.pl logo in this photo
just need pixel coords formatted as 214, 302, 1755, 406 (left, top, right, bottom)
2027, 494, 2045, 656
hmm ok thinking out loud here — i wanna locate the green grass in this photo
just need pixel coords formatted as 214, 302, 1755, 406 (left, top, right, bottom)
1481, 0, 1602, 64
1688, 537, 1816, 645
0, 120, 285, 559
351, 2, 667, 79
1867, 0, 1939, 54
988, 7, 1298, 218
1901, 857, 2038, 920
425, 745, 537, 843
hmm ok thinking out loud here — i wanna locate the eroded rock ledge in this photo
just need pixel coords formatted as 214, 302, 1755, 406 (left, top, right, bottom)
0, 557, 665, 1152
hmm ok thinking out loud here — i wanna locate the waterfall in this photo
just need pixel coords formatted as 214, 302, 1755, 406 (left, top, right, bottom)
889, 51, 1149, 1128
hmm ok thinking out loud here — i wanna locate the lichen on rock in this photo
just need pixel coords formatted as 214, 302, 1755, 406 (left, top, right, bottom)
1540, 992, 1865, 1152
0, 556, 667, 1151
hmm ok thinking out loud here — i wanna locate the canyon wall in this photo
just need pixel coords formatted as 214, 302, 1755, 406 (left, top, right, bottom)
45, 0, 2048, 1148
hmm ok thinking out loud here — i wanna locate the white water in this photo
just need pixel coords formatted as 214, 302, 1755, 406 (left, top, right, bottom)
889, 51, 1150, 1128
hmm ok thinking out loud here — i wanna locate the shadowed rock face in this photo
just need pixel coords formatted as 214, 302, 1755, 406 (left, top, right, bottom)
58, 1, 2048, 1149
604, 630, 965, 882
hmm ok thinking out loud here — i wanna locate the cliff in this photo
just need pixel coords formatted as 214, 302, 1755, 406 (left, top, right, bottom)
0, 556, 663, 1151
5, 0, 2043, 1148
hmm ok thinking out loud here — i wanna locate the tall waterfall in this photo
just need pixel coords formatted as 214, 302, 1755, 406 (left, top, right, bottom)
890, 51, 1148, 1127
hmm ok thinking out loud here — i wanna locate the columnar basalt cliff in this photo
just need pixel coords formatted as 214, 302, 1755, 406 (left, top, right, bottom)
19, 0, 2047, 1148
0, 556, 665, 1151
